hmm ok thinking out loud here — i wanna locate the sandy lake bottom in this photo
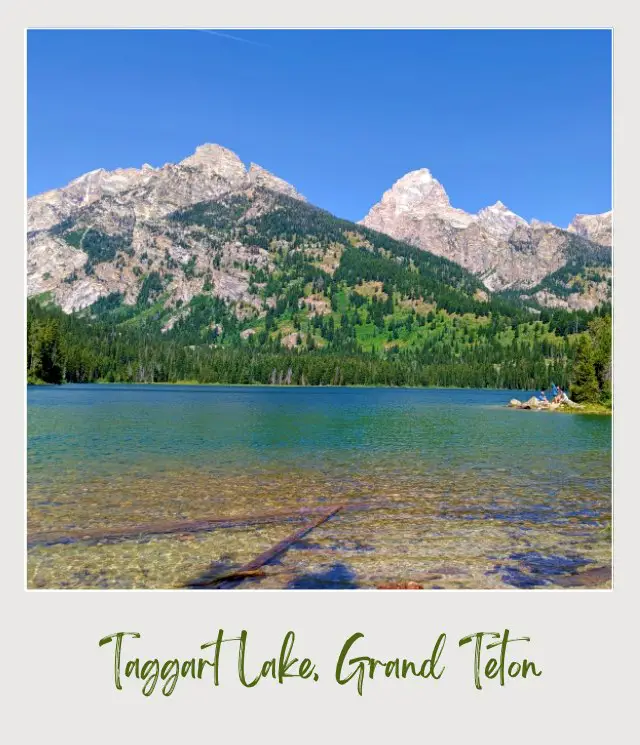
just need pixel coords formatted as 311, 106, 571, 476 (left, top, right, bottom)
27, 385, 611, 589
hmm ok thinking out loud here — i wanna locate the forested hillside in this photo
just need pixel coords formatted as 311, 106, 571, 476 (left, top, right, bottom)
27, 193, 611, 394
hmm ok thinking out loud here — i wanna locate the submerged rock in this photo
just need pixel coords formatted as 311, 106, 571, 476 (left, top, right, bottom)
554, 565, 611, 588
377, 581, 423, 590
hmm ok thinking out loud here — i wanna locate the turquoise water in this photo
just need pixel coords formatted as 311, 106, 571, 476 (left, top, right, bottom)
27, 385, 612, 589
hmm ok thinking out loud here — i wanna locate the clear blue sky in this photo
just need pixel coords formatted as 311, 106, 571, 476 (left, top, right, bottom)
27, 29, 611, 226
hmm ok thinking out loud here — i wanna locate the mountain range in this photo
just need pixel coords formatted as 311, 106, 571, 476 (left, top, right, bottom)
28, 143, 611, 319
27, 142, 614, 391
360, 168, 611, 308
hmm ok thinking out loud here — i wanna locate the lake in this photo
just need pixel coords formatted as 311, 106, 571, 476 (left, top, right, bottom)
27, 384, 612, 589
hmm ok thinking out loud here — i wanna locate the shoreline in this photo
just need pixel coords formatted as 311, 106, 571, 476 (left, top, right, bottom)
554, 403, 612, 415
27, 380, 613, 412
27, 379, 581, 395
507, 396, 611, 416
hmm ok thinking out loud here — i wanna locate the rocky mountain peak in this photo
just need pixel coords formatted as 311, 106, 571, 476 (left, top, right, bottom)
567, 211, 612, 247
248, 163, 306, 201
27, 148, 611, 317
64, 166, 146, 199
477, 200, 528, 240
180, 142, 239, 164
28, 163, 157, 232
480, 200, 511, 214
360, 166, 611, 297
530, 218, 555, 229
28, 143, 307, 234
362, 167, 474, 231
380, 168, 448, 211
485, 200, 514, 212
393, 168, 436, 189
178, 143, 247, 186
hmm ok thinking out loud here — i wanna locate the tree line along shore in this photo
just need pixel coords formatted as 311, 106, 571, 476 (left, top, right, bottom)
27, 298, 611, 408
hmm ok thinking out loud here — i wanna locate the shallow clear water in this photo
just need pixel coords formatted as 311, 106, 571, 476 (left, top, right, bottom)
27, 384, 612, 589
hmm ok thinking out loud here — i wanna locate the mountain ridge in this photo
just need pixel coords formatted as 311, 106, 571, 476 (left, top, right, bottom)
360, 167, 611, 303
27, 143, 305, 235
28, 143, 611, 315
26, 142, 613, 395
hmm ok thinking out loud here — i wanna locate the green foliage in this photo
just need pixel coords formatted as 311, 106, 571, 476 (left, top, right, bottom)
61, 229, 84, 248
168, 294, 240, 344
30, 192, 612, 392
569, 315, 612, 404
136, 272, 164, 307
27, 307, 64, 384
335, 245, 493, 319
589, 315, 612, 404
183, 256, 197, 278
27, 294, 607, 391
87, 292, 125, 315
524, 235, 611, 299
537, 305, 610, 337
63, 228, 132, 264
570, 335, 600, 403
169, 196, 250, 230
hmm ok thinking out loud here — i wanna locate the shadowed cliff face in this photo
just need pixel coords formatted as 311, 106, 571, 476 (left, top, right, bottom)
360, 168, 611, 302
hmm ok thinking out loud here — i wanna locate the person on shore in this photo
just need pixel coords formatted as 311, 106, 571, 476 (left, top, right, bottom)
550, 386, 570, 405
537, 390, 548, 403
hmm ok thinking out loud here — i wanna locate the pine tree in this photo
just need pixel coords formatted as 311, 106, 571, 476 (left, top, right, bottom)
589, 315, 612, 404
570, 335, 600, 403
